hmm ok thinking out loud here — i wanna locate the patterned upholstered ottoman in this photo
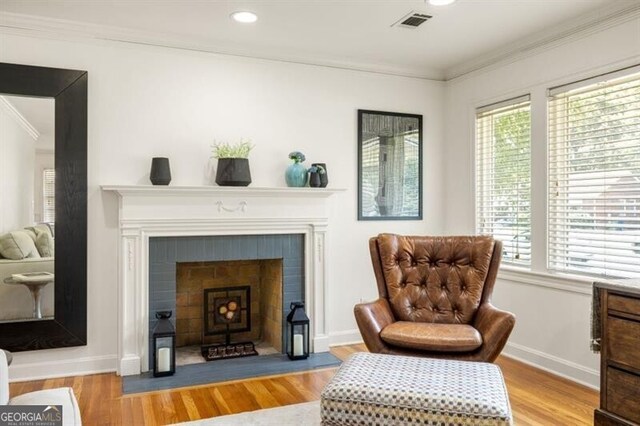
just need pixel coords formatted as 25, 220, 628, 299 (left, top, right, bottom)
320, 353, 512, 425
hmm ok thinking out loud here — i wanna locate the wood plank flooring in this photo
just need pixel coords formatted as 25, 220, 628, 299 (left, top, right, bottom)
9, 344, 598, 425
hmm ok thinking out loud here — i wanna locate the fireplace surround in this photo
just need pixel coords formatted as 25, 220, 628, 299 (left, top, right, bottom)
102, 185, 342, 376
149, 235, 305, 367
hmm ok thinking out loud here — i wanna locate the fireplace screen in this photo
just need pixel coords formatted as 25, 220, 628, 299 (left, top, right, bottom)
204, 286, 251, 336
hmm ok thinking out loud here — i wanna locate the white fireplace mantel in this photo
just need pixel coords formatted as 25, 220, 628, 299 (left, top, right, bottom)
102, 185, 344, 376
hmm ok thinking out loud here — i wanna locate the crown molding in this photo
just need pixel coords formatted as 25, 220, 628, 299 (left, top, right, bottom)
445, 1, 640, 81
0, 96, 40, 140
0, 12, 445, 81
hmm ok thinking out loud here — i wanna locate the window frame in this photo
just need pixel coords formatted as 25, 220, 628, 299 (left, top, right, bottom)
474, 94, 532, 267
546, 67, 640, 279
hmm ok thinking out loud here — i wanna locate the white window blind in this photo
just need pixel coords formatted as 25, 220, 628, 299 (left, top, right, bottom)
43, 168, 55, 223
548, 69, 640, 278
476, 95, 531, 265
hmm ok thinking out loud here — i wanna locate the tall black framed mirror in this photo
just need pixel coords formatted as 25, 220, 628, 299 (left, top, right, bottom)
0, 63, 87, 351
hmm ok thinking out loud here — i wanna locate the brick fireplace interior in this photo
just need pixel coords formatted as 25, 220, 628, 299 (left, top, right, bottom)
175, 259, 283, 355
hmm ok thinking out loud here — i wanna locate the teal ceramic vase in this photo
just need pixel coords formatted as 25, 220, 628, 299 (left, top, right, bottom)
285, 162, 308, 187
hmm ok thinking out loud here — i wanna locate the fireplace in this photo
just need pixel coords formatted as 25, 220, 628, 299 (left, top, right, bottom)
103, 185, 341, 376
149, 233, 306, 367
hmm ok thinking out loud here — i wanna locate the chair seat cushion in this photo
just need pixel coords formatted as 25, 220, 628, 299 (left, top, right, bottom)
380, 321, 483, 352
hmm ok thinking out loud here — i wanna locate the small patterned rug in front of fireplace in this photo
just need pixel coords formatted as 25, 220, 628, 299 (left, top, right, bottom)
122, 352, 342, 394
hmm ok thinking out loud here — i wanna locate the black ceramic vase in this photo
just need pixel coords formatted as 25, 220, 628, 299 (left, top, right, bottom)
150, 157, 172, 185
312, 163, 328, 188
215, 158, 252, 186
309, 172, 321, 188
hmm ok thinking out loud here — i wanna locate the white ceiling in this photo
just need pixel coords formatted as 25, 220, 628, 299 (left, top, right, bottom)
0, 0, 634, 79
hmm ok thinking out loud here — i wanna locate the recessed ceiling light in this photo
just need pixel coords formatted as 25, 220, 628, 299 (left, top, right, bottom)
231, 11, 258, 23
428, 0, 456, 5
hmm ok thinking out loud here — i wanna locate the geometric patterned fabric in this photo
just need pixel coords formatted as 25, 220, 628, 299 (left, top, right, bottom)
320, 353, 512, 425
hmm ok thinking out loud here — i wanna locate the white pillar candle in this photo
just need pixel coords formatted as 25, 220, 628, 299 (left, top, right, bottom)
293, 334, 304, 357
157, 347, 171, 372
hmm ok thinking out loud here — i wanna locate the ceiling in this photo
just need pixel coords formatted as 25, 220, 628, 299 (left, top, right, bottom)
0, 0, 635, 79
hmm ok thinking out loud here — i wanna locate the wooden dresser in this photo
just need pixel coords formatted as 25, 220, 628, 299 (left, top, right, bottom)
594, 280, 640, 426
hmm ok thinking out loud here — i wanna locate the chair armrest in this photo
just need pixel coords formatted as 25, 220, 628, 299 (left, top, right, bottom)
354, 298, 395, 353
473, 303, 516, 362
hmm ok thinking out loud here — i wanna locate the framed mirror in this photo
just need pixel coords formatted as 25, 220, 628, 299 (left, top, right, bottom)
358, 109, 423, 220
0, 63, 87, 351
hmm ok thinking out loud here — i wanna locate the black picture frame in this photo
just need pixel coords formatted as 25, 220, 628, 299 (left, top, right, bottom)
357, 109, 423, 221
0, 63, 87, 351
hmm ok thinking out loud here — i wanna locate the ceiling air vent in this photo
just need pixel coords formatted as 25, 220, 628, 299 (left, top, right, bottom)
392, 12, 432, 29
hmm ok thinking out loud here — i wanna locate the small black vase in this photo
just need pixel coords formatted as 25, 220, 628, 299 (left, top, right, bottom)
150, 157, 171, 185
312, 163, 328, 188
309, 172, 321, 188
215, 158, 252, 186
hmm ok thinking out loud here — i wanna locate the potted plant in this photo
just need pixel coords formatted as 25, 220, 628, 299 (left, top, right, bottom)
212, 139, 254, 186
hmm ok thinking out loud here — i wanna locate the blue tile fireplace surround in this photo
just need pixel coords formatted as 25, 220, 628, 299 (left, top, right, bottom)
148, 234, 305, 369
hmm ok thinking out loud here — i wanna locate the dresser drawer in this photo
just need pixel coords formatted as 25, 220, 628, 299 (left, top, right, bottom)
608, 293, 640, 317
606, 316, 640, 370
606, 367, 640, 424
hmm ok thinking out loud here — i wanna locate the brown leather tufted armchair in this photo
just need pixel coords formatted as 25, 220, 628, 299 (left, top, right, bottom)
354, 234, 515, 362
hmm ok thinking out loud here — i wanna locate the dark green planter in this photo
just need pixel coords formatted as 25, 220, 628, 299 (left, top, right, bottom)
215, 158, 252, 186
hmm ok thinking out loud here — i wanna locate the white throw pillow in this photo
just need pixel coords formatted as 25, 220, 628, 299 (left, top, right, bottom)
35, 231, 55, 257
0, 231, 41, 260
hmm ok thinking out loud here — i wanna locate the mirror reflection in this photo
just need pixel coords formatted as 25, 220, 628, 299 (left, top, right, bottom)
0, 94, 55, 322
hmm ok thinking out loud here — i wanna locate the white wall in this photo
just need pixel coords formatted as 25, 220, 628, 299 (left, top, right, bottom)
444, 16, 640, 388
0, 103, 35, 232
0, 33, 445, 380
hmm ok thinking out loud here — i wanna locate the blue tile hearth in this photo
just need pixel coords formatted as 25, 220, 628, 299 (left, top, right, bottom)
122, 352, 342, 394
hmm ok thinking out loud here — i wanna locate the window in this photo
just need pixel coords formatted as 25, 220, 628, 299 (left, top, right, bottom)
548, 69, 640, 278
476, 95, 532, 265
42, 168, 55, 223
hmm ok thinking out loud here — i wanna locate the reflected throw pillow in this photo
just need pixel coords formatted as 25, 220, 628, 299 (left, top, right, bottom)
35, 231, 54, 257
0, 231, 42, 260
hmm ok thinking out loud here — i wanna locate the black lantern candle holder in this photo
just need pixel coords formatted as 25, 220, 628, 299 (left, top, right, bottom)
152, 310, 176, 377
286, 301, 310, 360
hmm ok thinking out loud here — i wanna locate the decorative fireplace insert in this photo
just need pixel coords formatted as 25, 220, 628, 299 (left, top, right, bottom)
201, 286, 258, 360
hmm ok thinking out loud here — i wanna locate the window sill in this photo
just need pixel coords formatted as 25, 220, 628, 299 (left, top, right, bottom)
497, 266, 594, 295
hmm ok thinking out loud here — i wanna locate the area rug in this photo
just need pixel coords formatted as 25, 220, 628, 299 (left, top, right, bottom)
172, 401, 321, 425
123, 353, 341, 394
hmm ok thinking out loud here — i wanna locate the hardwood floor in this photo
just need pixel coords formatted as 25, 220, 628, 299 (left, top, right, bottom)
9, 344, 598, 425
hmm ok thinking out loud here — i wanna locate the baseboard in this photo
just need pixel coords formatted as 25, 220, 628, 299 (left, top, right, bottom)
119, 355, 142, 377
9, 354, 117, 382
328, 329, 363, 347
313, 335, 331, 353
502, 341, 599, 390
